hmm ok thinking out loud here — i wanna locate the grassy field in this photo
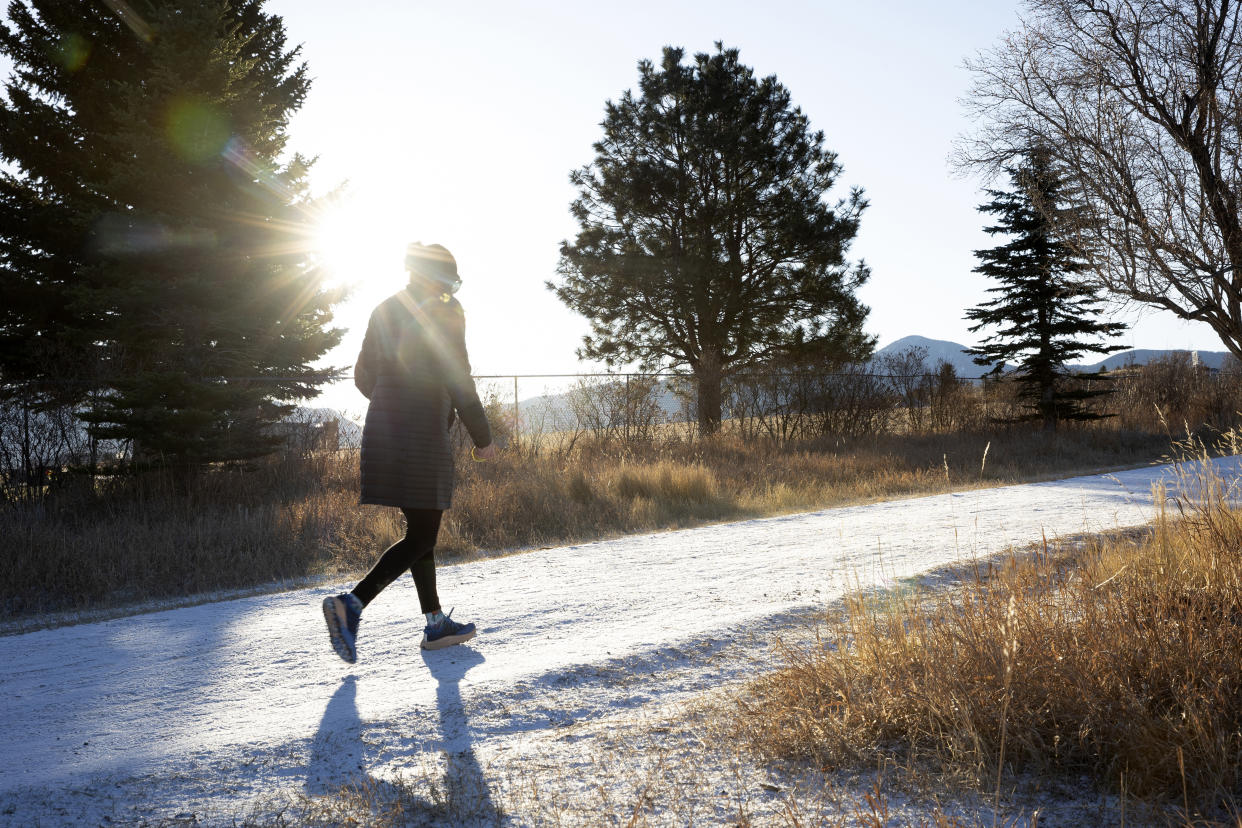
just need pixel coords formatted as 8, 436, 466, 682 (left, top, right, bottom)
0, 426, 1173, 622
733, 442, 1242, 824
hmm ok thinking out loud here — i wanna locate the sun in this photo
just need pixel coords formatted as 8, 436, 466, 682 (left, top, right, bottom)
313, 194, 408, 289
310, 190, 418, 354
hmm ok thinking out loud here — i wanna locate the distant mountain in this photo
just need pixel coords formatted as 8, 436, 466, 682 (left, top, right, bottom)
873, 335, 1234, 377
517, 380, 686, 431
873, 335, 992, 378
1076, 348, 1233, 372
507, 338, 1235, 432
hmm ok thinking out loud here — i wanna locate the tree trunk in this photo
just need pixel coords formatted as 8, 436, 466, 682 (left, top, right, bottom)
1041, 379, 1057, 433
21, 401, 31, 498
695, 351, 724, 436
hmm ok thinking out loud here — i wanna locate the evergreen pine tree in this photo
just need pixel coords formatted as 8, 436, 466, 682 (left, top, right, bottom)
552, 45, 873, 435
965, 147, 1126, 431
0, 0, 342, 466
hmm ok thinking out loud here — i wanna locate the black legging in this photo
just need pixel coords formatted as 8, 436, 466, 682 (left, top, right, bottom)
351, 508, 442, 614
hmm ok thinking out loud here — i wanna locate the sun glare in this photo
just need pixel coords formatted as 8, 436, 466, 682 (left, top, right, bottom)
314, 197, 407, 288
311, 192, 416, 359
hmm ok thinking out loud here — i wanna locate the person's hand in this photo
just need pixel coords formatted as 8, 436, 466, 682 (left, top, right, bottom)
472, 443, 498, 462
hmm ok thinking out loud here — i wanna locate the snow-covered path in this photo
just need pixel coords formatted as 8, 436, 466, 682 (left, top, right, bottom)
2, 457, 1237, 824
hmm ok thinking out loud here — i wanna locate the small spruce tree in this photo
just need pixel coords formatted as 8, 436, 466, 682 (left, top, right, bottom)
965, 147, 1125, 431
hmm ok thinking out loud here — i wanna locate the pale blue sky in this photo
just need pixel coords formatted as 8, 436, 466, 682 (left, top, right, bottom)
268, 0, 1222, 399
3, 1, 1227, 411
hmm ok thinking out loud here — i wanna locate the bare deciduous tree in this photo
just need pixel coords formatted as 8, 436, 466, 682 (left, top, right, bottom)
881, 346, 932, 433
957, 0, 1242, 359
566, 375, 664, 444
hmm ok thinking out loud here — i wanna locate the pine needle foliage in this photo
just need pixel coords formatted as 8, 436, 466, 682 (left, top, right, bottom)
0, 0, 344, 466
552, 44, 873, 436
965, 147, 1125, 431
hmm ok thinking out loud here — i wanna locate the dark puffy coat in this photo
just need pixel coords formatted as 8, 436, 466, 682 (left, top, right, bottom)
354, 287, 491, 509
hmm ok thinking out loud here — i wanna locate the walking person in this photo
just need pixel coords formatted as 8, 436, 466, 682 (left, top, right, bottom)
323, 242, 496, 663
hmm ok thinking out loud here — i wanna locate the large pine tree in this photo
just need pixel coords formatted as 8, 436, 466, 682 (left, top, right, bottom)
965, 147, 1125, 431
552, 45, 873, 436
0, 0, 342, 466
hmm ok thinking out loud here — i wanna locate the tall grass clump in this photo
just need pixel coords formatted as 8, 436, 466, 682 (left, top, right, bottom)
736, 438, 1242, 817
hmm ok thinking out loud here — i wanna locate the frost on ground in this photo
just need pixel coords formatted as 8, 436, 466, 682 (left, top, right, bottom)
2, 458, 1234, 826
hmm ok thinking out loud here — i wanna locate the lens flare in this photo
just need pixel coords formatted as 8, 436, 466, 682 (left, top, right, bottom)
165, 98, 231, 163
92, 214, 216, 255
57, 33, 91, 72
222, 137, 297, 202
101, 0, 153, 42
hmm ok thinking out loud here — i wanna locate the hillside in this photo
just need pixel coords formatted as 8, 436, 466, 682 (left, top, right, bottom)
874, 334, 1233, 376
872, 334, 992, 377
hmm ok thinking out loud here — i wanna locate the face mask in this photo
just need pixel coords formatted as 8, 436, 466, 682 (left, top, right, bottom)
405, 263, 460, 295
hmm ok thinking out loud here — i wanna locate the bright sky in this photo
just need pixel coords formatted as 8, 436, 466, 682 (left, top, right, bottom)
3, 1, 1227, 412
268, 0, 1223, 411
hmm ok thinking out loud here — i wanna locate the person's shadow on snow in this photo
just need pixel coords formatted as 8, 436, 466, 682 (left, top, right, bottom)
305, 675, 416, 806
306, 675, 384, 796
305, 651, 497, 823
307, 675, 361, 794
421, 644, 497, 820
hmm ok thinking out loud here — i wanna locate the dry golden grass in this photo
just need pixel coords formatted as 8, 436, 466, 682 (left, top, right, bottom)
0, 451, 401, 619
445, 427, 1167, 555
1, 426, 1168, 622
735, 443, 1242, 823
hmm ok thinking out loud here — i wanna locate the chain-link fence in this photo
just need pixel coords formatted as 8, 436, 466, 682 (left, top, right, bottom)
4, 346, 1239, 500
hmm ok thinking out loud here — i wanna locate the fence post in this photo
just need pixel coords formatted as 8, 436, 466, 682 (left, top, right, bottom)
624, 374, 631, 442
21, 399, 31, 499
513, 375, 519, 452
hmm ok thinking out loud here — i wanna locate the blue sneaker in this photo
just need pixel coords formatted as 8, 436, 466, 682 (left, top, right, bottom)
322, 593, 362, 663
421, 609, 476, 650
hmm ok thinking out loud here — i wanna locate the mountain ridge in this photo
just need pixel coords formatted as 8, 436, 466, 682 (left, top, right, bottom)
875, 334, 1233, 375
